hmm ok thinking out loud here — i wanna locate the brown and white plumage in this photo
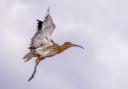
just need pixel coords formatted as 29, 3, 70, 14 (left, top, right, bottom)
30, 8, 55, 50
23, 8, 58, 81
23, 8, 55, 61
23, 8, 84, 81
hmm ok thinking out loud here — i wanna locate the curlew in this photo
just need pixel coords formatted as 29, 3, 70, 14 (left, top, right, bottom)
23, 8, 84, 81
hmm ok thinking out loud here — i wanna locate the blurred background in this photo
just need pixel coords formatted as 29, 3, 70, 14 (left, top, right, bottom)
0, 0, 128, 89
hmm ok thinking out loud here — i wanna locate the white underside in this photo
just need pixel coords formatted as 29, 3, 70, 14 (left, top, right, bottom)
35, 46, 55, 57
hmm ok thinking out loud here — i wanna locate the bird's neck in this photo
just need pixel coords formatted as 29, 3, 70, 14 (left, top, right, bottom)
60, 44, 70, 52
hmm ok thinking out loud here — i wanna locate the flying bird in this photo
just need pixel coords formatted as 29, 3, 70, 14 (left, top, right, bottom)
23, 8, 84, 81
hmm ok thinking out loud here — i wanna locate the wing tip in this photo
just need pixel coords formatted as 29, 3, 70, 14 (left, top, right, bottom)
46, 6, 50, 15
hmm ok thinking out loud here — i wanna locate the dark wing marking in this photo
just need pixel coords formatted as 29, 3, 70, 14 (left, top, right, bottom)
29, 8, 56, 50
36, 20, 43, 30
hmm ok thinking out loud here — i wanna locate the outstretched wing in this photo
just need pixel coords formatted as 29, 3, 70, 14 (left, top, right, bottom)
29, 8, 56, 50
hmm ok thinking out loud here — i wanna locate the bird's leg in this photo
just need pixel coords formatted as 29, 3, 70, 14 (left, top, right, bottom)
28, 55, 44, 82
28, 59, 40, 82
38, 54, 43, 58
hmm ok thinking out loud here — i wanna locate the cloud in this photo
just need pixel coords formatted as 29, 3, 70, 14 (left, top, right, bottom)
1, 0, 128, 89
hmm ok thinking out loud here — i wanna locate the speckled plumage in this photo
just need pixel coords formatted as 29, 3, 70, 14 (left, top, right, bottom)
23, 8, 84, 81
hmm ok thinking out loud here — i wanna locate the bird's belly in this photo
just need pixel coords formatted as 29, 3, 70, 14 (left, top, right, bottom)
35, 49, 55, 57
43, 51, 52, 57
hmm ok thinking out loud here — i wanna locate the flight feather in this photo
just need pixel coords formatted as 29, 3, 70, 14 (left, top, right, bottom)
29, 8, 56, 50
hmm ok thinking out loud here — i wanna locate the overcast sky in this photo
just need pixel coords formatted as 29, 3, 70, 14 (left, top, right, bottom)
1, 0, 128, 89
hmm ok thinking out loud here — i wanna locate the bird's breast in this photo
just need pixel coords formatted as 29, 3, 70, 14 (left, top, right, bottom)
43, 50, 54, 57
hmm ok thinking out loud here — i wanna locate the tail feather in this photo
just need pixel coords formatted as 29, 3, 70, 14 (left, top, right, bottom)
23, 51, 34, 62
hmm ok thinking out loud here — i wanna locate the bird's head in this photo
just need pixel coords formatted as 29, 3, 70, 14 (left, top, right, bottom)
63, 42, 84, 50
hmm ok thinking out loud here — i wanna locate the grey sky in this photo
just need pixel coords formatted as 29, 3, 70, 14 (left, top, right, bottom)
1, 0, 128, 89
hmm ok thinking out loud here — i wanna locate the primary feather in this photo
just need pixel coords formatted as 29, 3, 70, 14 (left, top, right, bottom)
23, 8, 55, 61
23, 8, 84, 81
30, 8, 56, 50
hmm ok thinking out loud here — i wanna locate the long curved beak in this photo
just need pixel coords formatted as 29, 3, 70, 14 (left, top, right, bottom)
72, 44, 84, 50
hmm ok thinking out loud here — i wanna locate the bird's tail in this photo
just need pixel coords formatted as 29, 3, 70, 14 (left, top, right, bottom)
23, 50, 35, 62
